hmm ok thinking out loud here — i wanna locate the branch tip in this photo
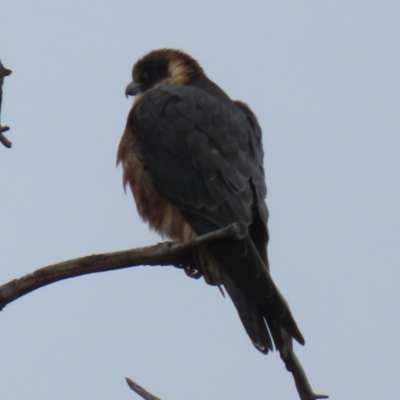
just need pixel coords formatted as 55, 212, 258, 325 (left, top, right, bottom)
126, 377, 162, 400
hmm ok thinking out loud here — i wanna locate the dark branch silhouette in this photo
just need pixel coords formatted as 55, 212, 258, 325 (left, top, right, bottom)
126, 377, 162, 400
279, 331, 328, 400
0, 59, 12, 148
0, 223, 327, 400
0, 224, 239, 310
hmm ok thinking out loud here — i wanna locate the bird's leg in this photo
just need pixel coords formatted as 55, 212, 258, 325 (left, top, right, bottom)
183, 267, 203, 279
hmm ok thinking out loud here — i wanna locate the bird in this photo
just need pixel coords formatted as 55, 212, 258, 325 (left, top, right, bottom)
117, 48, 304, 354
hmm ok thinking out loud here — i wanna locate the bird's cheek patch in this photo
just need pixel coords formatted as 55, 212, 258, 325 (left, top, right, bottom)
165, 60, 189, 85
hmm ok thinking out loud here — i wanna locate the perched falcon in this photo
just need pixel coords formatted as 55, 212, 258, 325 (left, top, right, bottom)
118, 49, 304, 353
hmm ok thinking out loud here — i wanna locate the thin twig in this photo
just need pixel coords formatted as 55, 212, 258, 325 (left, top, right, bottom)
0, 59, 12, 148
279, 332, 329, 400
126, 377, 162, 400
0, 224, 239, 310
0, 126, 11, 148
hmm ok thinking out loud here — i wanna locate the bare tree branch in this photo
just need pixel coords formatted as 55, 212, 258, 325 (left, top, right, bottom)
279, 332, 329, 400
126, 377, 162, 400
0, 224, 239, 311
0, 59, 12, 148
0, 222, 326, 399
0, 126, 11, 148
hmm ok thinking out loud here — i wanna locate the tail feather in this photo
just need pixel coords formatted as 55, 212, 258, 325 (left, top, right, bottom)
222, 271, 273, 353
205, 236, 305, 351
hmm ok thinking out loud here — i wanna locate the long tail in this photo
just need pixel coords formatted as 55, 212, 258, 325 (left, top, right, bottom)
222, 270, 273, 353
206, 236, 304, 352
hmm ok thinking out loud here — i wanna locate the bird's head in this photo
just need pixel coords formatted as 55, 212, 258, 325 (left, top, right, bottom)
125, 49, 204, 97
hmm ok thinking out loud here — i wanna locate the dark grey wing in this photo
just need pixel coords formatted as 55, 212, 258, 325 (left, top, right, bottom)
233, 100, 267, 221
132, 85, 255, 236
233, 100, 270, 267
131, 85, 304, 349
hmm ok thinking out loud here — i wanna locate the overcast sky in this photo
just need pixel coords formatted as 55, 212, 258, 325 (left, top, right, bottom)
1, 1, 399, 399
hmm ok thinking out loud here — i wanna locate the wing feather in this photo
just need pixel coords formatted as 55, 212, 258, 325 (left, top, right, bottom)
132, 84, 254, 233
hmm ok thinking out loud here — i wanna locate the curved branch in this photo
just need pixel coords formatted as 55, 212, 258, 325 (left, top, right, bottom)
0, 222, 326, 399
0, 59, 12, 148
0, 224, 239, 310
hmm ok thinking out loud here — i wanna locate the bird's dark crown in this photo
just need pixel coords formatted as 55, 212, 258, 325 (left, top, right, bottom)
131, 49, 204, 91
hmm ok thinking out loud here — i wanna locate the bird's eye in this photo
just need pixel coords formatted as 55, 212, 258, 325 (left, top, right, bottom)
142, 72, 149, 80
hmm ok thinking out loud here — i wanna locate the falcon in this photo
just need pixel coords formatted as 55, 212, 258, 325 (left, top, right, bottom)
118, 49, 304, 353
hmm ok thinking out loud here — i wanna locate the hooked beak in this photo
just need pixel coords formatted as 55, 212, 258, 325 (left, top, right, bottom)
125, 81, 142, 97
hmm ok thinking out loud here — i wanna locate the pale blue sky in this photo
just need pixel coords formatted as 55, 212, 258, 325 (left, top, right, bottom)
1, 1, 399, 399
